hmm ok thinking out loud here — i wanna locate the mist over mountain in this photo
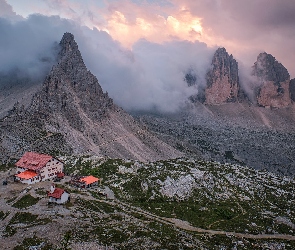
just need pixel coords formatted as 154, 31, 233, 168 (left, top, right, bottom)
1, 2, 295, 249
1, 1, 295, 174
0, 32, 182, 162
0, 13, 216, 114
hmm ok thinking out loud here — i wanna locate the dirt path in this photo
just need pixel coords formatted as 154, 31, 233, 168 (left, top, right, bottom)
1, 179, 294, 242
80, 194, 295, 241
257, 109, 272, 128
0, 210, 16, 235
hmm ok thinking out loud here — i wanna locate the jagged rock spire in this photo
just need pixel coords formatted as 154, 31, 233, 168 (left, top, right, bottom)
252, 52, 290, 83
205, 47, 240, 105
252, 52, 291, 108
57, 32, 87, 74
29, 32, 111, 130
59, 32, 79, 56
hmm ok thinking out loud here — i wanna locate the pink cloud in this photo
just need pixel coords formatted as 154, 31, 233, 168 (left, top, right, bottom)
170, 0, 295, 76
6, 0, 295, 77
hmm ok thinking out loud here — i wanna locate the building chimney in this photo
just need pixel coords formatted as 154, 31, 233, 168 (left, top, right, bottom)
50, 183, 55, 193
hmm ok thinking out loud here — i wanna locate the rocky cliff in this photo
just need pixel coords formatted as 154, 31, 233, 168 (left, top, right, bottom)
289, 78, 295, 102
252, 52, 292, 108
29, 33, 114, 131
0, 33, 182, 162
205, 48, 240, 105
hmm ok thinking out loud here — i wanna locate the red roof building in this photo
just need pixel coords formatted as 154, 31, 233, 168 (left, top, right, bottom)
15, 170, 37, 180
15, 152, 53, 171
80, 175, 99, 185
48, 187, 66, 199
48, 184, 70, 204
15, 152, 64, 184
56, 172, 65, 178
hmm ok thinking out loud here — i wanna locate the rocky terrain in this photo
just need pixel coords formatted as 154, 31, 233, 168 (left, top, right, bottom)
1, 33, 295, 174
290, 78, 295, 102
0, 157, 294, 249
135, 102, 295, 176
1, 31, 295, 249
0, 33, 182, 163
151, 48, 295, 176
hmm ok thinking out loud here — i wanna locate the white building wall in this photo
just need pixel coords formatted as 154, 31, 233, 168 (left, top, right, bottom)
60, 192, 69, 203
16, 158, 63, 184
15, 171, 42, 184
17, 175, 42, 184
19, 178, 31, 184
49, 192, 69, 204
40, 158, 63, 181
16, 167, 26, 174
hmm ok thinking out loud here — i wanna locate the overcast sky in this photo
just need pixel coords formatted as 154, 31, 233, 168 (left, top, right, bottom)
1, 0, 295, 112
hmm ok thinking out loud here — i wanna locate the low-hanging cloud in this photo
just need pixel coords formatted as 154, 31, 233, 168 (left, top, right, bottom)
173, 0, 295, 78
81, 37, 214, 112
0, 10, 214, 113
0, 17, 56, 83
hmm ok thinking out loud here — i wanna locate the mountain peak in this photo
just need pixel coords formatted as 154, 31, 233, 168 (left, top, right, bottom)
215, 47, 227, 55
205, 47, 240, 104
21, 33, 182, 161
252, 52, 290, 83
253, 52, 292, 108
57, 32, 86, 73
59, 32, 79, 56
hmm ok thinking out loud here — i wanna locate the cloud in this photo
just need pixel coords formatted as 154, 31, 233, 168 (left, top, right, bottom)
0, 0, 23, 21
84, 38, 214, 112
65, 22, 214, 113
7, 0, 294, 77
0, 15, 74, 83
3, 0, 294, 113
100, 1, 203, 48
171, 0, 295, 77
0, 9, 214, 112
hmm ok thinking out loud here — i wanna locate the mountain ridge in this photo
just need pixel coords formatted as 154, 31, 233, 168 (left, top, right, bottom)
0, 32, 182, 162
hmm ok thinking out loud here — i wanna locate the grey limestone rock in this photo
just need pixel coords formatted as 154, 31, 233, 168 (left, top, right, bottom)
289, 78, 295, 102
252, 52, 290, 83
0, 32, 182, 162
29, 32, 113, 131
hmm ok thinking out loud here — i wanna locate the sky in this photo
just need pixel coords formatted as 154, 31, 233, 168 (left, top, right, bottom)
1, 0, 295, 112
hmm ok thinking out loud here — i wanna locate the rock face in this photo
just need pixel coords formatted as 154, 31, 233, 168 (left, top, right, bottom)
289, 78, 295, 102
29, 33, 114, 132
205, 48, 240, 105
0, 33, 182, 162
252, 52, 291, 108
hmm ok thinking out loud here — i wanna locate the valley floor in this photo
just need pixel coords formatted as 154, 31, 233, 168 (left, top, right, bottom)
0, 157, 295, 249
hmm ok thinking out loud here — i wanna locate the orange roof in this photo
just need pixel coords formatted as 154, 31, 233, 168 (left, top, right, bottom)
16, 170, 37, 180
15, 152, 53, 171
80, 175, 99, 185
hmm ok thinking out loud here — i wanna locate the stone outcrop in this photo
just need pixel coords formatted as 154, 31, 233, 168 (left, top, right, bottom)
289, 78, 295, 102
256, 81, 291, 108
29, 33, 114, 132
205, 48, 240, 105
252, 52, 291, 108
